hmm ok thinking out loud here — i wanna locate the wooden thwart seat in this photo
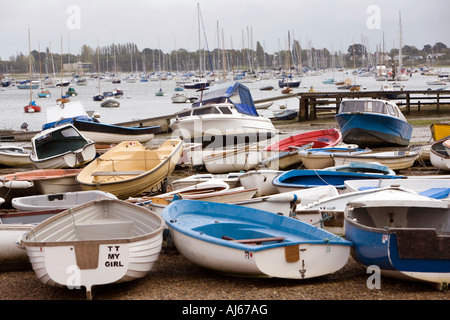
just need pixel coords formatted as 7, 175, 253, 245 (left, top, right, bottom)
222, 235, 285, 245
92, 170, 146, 176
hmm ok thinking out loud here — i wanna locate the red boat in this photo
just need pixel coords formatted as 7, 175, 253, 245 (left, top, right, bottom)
24, 101, 41, 113
265, 128, 342, 152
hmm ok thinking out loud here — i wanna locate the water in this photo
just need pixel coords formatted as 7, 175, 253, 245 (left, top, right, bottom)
0, 68, 448, 132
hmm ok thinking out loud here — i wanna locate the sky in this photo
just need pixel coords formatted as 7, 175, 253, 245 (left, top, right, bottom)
0, 0, 448, 61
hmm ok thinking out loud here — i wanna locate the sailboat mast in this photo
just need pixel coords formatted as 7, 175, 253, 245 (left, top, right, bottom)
38, 43, 43, 90
28, 27, 32, 101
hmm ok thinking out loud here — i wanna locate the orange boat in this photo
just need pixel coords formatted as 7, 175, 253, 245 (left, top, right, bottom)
24, 101, 41, 113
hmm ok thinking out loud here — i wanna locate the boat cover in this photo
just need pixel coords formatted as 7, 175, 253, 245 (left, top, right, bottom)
193, 81, 259, 116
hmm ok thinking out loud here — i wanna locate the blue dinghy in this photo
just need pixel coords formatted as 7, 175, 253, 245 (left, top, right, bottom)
163, 200, 352, 279
344, 188, 450, 289
272, 169, 403, 192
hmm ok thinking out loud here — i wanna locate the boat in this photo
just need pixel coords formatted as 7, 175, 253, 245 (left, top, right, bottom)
42, 100, 161, 144
445, 139, 450, 156
237, 169, 282, 196
11, 190, 118, 211
344, 188, 450, 289
344, 178, 450, 200
430, 123, 450, 141
265, 128, 342, 153
272, 169, 403, 193
273, 109, 298, 121
0, 209, 64, 270
17, 80, 39, 90
75, 140, 183, 199
171, 92, 189, 103
332, 150, 420, 171
295, 186, 408, 236
0, 145, 33, 167
323, 162, 397, 176
255, 101, 273, 110
153, 185, 257, 205
73, 119, 160, 144
278, 77, 301, 88
263, 128, 342, 169
0, 169, 82, 207
20, 198, 165, 299
296, 146, 371, 169
162, 200, 352, 279
38, 90, 51, 98
103, 88, 123, 99
183, 77, 210, 89
334, 98, 413, 148
259, 85, 274, 91
430, 138, 450, 171
66, 87, 77, 96
24, 100, 41, 113
203, 145, 263, 174
170, 172, 243, 191
231, 186, 339, 218
100, 98, 120, 108
29, 123, 96, 169
169, 81, 276, 149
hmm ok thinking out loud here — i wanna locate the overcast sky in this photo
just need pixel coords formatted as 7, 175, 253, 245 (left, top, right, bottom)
0, 0, 448, 61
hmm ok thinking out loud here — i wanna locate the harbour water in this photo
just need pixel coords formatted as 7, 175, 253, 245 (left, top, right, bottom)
0, 68, 448, 132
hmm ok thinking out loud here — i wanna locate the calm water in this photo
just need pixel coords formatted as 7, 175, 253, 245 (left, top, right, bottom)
0, 68, 448, 132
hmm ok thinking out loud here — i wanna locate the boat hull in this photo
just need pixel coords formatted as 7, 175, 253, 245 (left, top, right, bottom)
170, 115, 276, 148
76, 140, 183, 199
272, 169, 402, 193
344, 189, 450, 287
335, 113, 412, 147
333, 151, 419, 171
21, 199, 165, 299
163, 200, 352, 279
430, 123, 450, 141
0, 169, 82, 207
73, 120, 160, 144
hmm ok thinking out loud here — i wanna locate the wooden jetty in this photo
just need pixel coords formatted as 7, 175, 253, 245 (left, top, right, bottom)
252, 89, 450, 121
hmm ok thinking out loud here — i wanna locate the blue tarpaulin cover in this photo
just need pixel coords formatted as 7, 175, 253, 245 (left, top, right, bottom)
193, 81, 259, 116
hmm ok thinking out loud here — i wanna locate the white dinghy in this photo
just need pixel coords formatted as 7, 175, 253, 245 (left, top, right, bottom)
20, 198, 165, 299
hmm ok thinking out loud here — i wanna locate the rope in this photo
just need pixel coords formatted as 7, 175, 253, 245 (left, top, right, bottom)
312, 169, 333, 186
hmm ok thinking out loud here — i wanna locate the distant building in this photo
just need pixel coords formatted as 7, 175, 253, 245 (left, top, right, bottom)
63, 62, 92, 73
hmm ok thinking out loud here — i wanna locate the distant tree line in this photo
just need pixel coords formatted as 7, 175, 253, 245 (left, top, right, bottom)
1, 41, 448, 75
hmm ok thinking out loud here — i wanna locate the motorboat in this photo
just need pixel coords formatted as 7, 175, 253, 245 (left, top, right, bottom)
169, 82, 277, 149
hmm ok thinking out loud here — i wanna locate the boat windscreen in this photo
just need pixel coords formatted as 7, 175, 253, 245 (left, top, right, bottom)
340, 100, 386, 114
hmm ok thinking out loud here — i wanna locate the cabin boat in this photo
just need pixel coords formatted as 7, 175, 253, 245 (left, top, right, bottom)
29, 123, 96, 169
169, 82, 277, 149
335, 98, 413, 148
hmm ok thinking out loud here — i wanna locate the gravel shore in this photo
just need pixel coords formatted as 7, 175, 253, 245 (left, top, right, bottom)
0, 243, 449, 301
